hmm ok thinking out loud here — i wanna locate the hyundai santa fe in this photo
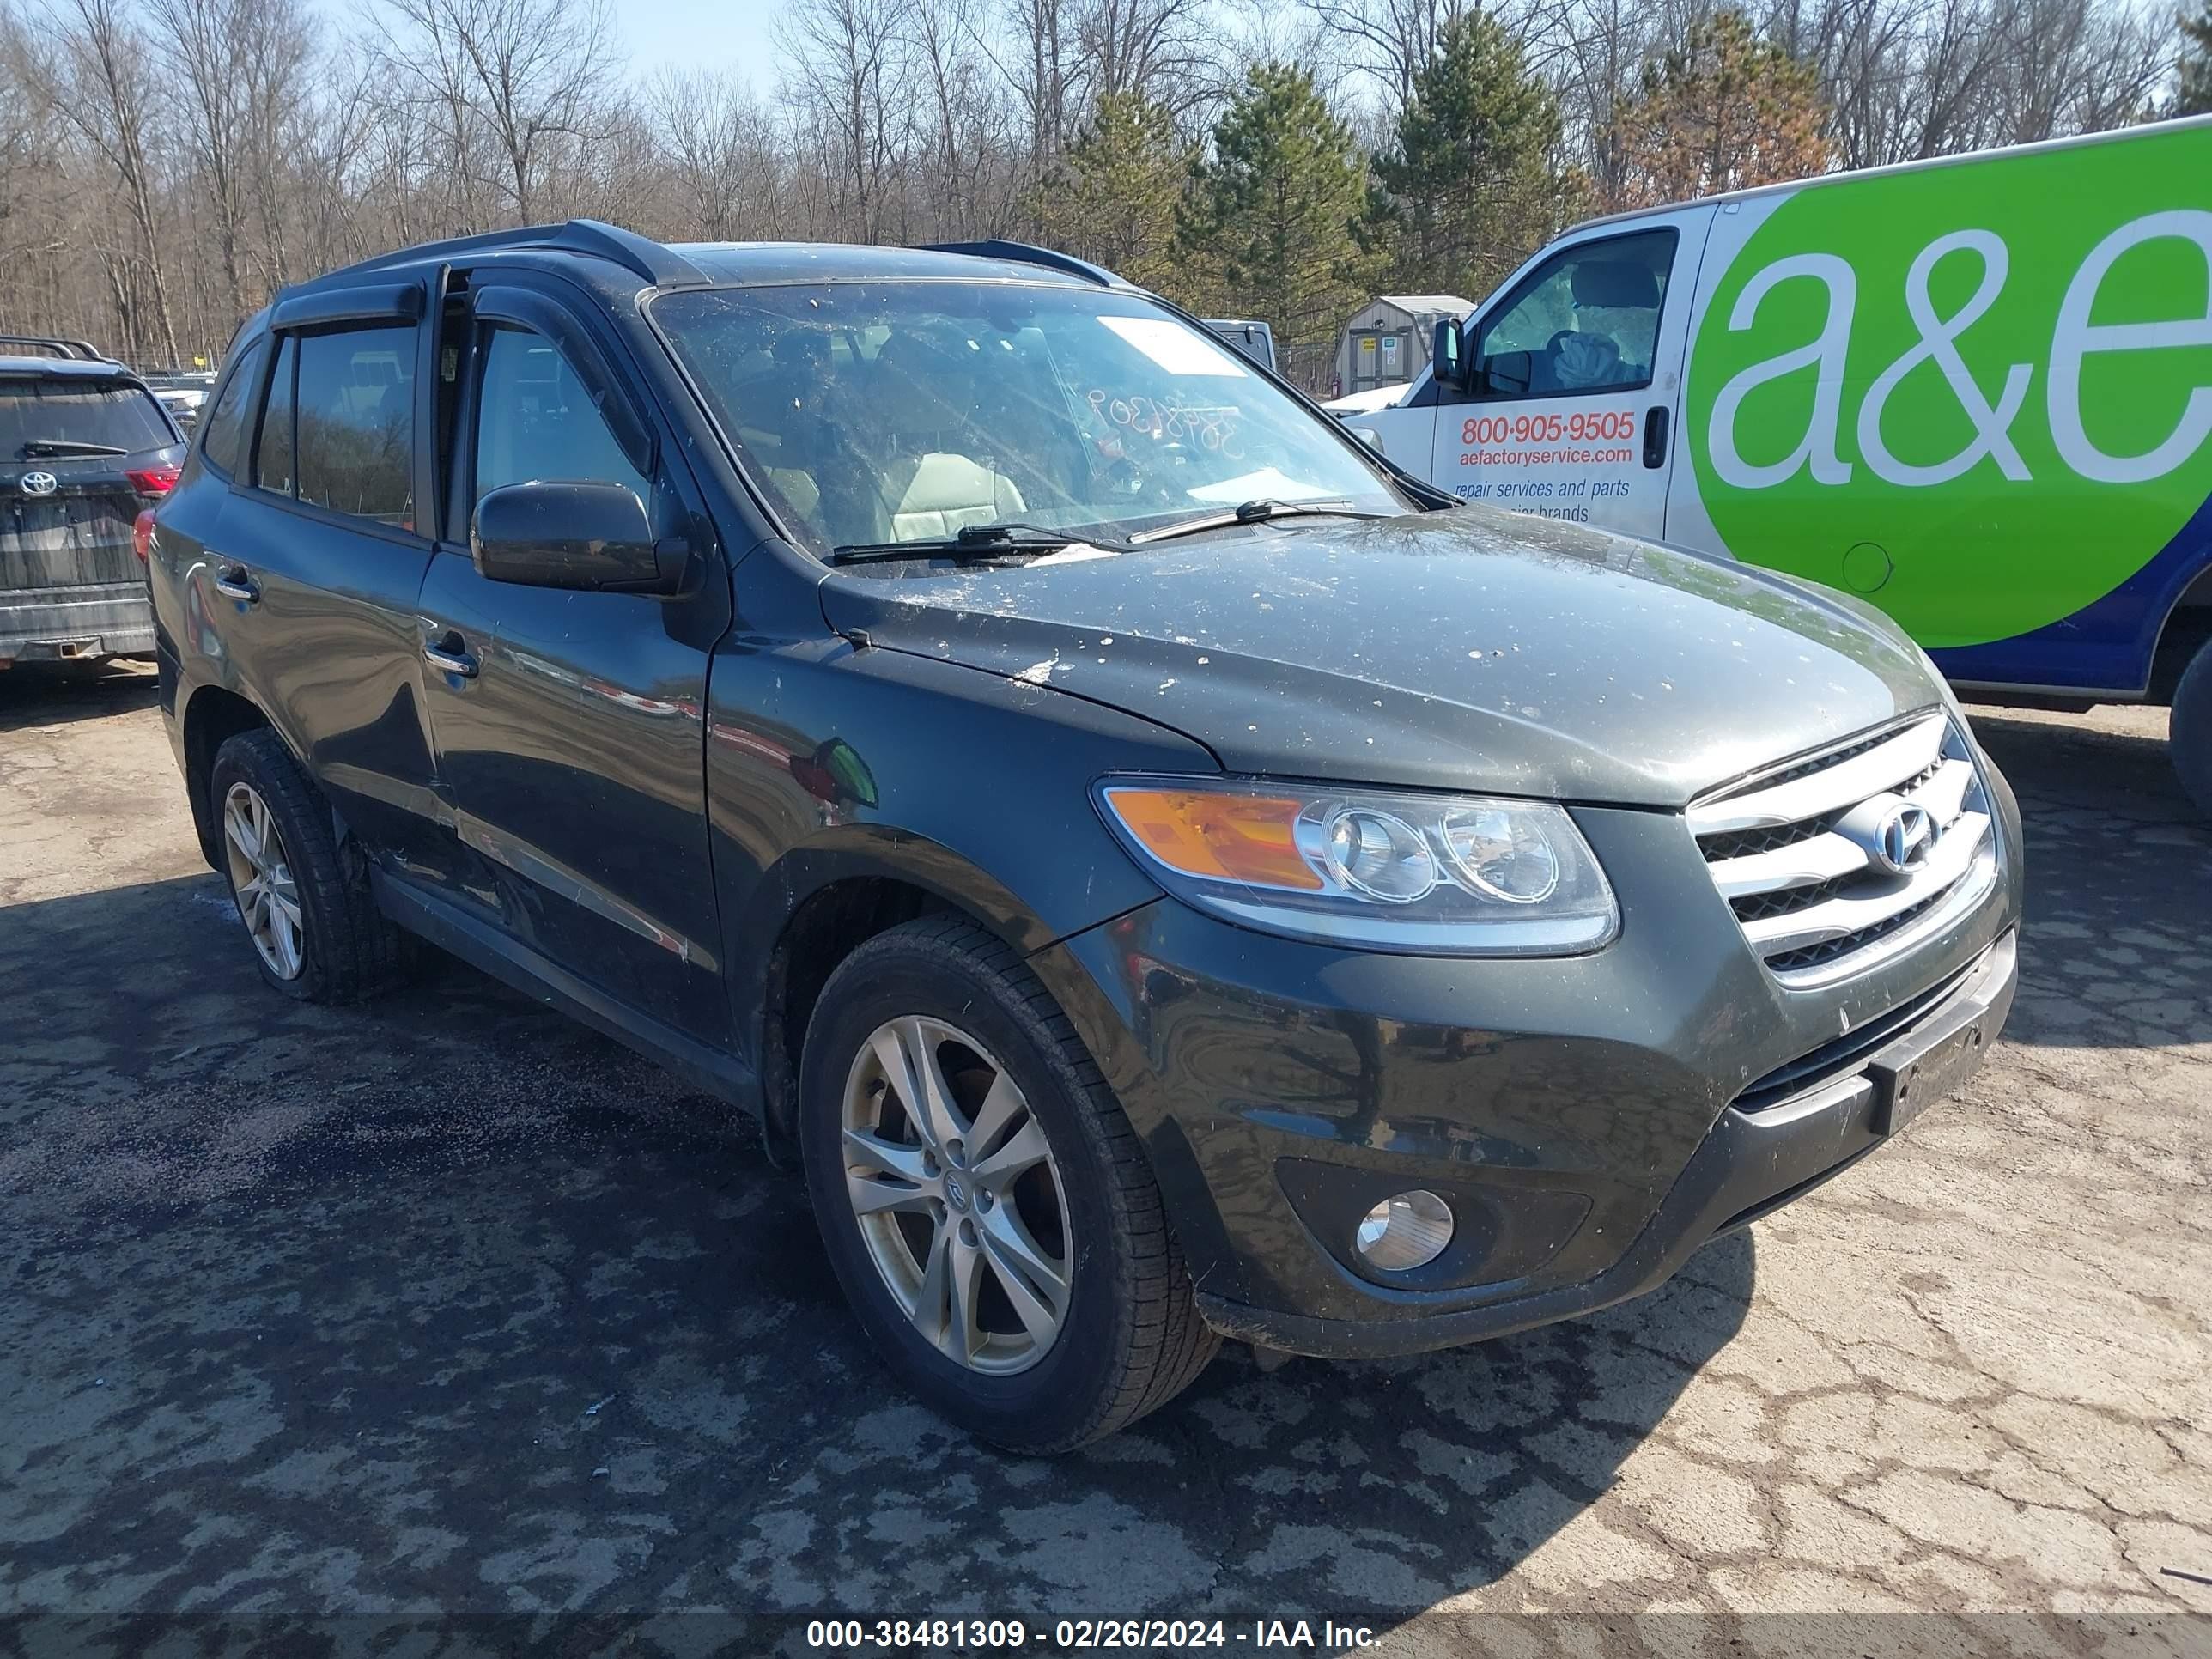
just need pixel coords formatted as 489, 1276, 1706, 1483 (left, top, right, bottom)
147, 222, 2022, 1451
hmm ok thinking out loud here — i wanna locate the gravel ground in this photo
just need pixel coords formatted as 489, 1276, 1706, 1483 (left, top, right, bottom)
0, 663, 2206, 1657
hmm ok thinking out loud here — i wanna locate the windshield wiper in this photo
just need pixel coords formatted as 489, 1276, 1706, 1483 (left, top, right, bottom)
19, 437, 130, 457
830, 522, 1128, 566
1127, 498, 1388, 544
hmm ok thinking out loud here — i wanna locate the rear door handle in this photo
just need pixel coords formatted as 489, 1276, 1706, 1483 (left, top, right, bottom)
212, 565, 259, 603
422, 630, 478, 678
1643, 406, 1671, 470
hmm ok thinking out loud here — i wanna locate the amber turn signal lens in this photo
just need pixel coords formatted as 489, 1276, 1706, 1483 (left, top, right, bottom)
1102, 787, 1322, 891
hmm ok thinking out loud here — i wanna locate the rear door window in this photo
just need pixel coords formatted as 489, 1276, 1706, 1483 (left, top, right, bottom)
254, 336, 296, 495
295, 325, 416, 526
198, 340, 267, 477
0, 378, 174, 458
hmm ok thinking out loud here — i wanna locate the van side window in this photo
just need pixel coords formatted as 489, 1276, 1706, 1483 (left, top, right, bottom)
296, 325, 416, 526
471, 325, 650, 508
199, 339, 266, 477
1475, 228, 1678, 400
253, 335, 296, 496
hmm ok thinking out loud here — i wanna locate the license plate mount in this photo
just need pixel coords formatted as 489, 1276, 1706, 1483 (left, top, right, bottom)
1869, 1016, 1988, 1135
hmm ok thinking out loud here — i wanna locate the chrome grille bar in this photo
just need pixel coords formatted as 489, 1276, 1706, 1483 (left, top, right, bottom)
1741, 813, 1990, 953
1692, 713, 1998, 987
1686, 714, 1948, 837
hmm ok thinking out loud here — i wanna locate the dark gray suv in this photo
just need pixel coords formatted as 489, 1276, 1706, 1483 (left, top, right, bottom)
3, 340, 185, 666
148, 222, 2022, 1450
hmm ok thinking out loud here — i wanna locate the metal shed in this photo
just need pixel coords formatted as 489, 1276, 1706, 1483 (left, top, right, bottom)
1334, 294, 1472, 398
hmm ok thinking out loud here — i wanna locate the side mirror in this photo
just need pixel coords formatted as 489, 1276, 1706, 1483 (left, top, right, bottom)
1349, 426, 1384, 454
470, 481, 678, 593
1431, 319, 1467, 389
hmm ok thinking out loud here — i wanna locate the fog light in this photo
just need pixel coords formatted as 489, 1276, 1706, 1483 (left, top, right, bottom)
1353, 1190, 1454, 1271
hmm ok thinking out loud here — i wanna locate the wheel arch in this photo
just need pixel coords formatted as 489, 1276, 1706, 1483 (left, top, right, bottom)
738, 829, 1085, 1168
179, 684, 271, 871
2150, 562, 2212, 704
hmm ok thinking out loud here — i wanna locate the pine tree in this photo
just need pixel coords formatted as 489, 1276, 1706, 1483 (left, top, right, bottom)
2181, 0, 2212, 115
1176, 64, 1380, 346
1618, 9, 1829, 207
1369, 14, 1572, 305
1033, 92, 1190, 295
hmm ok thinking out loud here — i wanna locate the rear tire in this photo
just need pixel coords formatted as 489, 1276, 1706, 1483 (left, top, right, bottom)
208, 729, 414, 1003
799, 916, 1218, 1452
2172, 641, 2212, 820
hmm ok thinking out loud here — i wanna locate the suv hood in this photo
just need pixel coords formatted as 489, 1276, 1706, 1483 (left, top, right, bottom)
817, 510, 1940, 807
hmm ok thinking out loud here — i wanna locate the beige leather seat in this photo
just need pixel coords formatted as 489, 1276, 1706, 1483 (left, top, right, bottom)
884, 453, 1026, 540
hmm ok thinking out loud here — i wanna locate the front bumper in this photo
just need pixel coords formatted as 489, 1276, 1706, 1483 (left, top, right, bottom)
1033, 790, 2022, 1359
1, 582, 154, 661
1202, 930, 2015, 1357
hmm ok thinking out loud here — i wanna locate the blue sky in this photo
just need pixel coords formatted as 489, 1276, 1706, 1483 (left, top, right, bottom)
615, 0, 790, 90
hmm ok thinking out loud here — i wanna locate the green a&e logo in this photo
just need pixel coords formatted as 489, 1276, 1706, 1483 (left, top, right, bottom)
1689, 125, 2212, 647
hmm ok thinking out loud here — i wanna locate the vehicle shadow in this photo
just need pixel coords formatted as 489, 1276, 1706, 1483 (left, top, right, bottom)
0, 659, 158, 734
1961, 705, 2211, 1052
0, 871, 1750, 1626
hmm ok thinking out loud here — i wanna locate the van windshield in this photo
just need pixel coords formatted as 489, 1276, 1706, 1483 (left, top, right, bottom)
653, 283, 1407, 557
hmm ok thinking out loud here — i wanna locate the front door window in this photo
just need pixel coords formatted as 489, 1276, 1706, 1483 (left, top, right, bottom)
1474, 229, 1677, 399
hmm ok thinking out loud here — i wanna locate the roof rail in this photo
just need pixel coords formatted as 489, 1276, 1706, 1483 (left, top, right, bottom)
917, 240, 1132, 289
307, 220, 708, 290
0, 334, 111, 362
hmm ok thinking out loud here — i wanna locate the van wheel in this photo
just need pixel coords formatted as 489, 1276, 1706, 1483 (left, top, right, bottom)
2172, 641, 2212, 819
799, 917, 1218, 1453
208, 729, 413, 1003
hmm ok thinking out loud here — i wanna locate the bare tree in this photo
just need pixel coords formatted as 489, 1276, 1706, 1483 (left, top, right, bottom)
29, 0, 180, 362
144, 0, 304, 315
1297, 0, 1473, 112
368, 0, 617, 224
780, 0, 913, 242
0, 0, 2176, 368
648, 67, 782, 241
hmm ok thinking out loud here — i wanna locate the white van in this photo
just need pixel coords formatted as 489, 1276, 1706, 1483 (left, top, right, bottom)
1355, 118, 2212, 809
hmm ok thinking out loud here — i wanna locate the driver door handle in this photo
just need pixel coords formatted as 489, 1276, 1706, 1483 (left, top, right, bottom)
422, 629, 478, 678
212, 564, 259, 604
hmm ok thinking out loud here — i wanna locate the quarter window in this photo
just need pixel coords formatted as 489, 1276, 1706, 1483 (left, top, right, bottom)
199, 338, 266, 477
253, 335, 296, 496
471, 325, 650, 508
1474, 228, 1678, 399
295, 325, 416, 526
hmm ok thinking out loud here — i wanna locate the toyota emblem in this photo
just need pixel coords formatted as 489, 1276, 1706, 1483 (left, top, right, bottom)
19, 471, 58, 498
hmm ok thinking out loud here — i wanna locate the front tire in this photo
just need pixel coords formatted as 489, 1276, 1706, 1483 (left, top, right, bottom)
799, 917, 1218, 1452
209, 729, 412, 1003
2171, 640, 2212, 819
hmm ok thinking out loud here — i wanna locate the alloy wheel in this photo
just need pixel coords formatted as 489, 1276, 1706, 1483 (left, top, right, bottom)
222, 781, 304, 980
839, 1015, 1073, 1375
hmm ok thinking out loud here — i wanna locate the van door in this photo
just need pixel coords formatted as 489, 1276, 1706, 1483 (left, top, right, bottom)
1428, 210, 1713, 538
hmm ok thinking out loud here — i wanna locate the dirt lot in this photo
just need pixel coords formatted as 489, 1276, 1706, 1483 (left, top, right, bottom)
1, 663, 2207, 1654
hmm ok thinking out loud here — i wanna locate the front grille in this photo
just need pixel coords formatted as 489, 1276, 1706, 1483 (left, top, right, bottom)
1735, 958, 1973, 1112
1690, 712, 1998, 988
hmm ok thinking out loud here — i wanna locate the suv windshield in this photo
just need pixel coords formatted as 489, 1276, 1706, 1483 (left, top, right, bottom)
653, 282, 1407, 556
0, 377, 174, 458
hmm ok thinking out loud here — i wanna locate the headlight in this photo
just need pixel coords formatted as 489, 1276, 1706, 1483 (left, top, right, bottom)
1095, 778, 1618, 956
